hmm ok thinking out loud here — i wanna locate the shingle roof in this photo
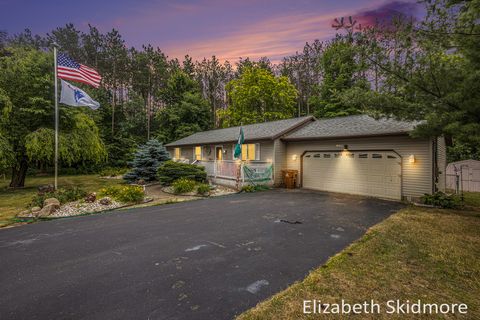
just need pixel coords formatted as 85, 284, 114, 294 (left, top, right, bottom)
283, 114, 418, 141
165, 116, 314, 147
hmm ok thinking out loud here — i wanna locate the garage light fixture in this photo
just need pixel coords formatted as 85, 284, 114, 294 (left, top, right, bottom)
409, 155, 415, 163
292, 154, 298, 161
336, 144, 349, 150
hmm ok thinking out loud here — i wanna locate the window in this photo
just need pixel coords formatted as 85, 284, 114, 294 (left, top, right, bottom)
194, 146, 202, 160
241, 144, 259, 161
174, 148, 180, 159
323, 154, 331, 158
387, 155, 397, 159
313, 154, 321, 158
372, 153, 382, 159
359, 153, 368, 158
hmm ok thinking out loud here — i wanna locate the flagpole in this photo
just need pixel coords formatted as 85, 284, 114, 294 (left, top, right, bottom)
53, 43, 59, 190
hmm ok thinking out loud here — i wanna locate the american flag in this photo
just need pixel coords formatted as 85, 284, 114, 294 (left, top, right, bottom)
57, 52, 101, 88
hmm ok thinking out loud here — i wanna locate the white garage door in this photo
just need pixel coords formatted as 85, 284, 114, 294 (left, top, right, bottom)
302, 151, 401, 200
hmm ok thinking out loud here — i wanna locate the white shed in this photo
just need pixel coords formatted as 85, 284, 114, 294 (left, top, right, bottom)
446, 160, 480, 192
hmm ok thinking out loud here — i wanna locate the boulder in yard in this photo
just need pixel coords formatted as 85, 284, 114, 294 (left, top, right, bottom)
99, 197, 112, 205
37, 184, 54, 195
31, 206, 41, 213
43, 198, 60, 207
37, 204, 59, 217
84, 192, 96, 203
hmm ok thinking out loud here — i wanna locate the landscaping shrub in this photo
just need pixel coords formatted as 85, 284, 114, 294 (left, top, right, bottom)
99, 167, 128, 177
241, 184, 270, 193
241, 185, 256, 193
196, 183, 211, 195
172, 178, 197, 194
158, 161, 207, 185
30, 186, 87, 207
100, 185, 144, 203
421, 191, 461, 209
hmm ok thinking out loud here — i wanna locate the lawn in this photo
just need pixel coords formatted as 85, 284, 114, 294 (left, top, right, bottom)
0, 174, 123, 227
238, 203, 480, 319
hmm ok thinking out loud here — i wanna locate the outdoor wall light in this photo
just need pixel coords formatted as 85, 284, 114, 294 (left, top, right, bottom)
292, 154, 298, 161
409, 155, 415, 163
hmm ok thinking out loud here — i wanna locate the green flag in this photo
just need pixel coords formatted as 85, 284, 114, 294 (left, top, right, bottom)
234, 127, 244, 159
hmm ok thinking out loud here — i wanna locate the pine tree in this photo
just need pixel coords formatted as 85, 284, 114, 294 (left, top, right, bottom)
123, 139, 170, 183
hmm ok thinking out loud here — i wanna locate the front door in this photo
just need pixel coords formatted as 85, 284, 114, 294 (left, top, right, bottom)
216, 146, 223, 160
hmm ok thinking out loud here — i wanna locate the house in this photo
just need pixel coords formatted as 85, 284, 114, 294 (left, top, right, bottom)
446, 159, 480, 192
165, 115, 446, 201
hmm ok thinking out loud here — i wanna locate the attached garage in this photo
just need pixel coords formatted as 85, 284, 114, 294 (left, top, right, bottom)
282, 115, 446, 201
302, 151, 401, 200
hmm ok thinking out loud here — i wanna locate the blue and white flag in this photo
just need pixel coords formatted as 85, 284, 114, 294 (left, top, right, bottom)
60, 79, 100, 110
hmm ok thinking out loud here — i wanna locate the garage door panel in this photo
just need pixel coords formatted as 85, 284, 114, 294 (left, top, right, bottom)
302, 151, 401, 200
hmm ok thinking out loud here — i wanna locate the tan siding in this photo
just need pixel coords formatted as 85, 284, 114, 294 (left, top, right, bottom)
437, 136, 446, 192
284, 135, 432, 199
181, 148, 194, 162
168, 141, 274, 163
257, 141, 274, 162
273, 139, 286, 186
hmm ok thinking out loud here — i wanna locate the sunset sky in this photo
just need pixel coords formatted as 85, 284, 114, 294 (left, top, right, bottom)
1, 0, 420, 62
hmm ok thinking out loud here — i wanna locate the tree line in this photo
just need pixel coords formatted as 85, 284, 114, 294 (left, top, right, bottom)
0, 0, 478, 188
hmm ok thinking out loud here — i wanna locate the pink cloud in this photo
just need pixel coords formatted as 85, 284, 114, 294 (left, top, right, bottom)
163, 11, 345, 63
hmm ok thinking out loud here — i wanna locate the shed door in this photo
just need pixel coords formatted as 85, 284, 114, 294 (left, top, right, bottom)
302, 151, 401, 200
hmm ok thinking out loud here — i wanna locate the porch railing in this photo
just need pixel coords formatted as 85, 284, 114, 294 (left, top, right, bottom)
196, 160, 273, 183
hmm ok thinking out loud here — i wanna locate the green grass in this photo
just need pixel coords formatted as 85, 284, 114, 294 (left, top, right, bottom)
0, 174, 123, 227
464, 192, 480, 208
238, 205, 480, 319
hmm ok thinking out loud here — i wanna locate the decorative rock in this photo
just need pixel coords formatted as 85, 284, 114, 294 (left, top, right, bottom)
37, 203, 59, 217
31, 206, 41, 213
137, 179, 146, 185
37, 184, 54, 194
84, 192, 96, 203
99, 197, 112, 205
43, 198, 60, 207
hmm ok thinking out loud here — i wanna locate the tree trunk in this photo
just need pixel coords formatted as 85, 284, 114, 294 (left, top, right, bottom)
9, 157, 28, 188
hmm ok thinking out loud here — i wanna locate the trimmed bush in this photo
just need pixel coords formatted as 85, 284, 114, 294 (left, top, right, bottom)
100, 185, 144, 203
158, 161, 207, 185
421, 192, 461, 209
172, 178, 197, 194
30, 187, 87, 207
197, 183, 211, 195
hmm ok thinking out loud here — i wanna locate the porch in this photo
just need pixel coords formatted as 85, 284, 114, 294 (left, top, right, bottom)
195, 160, 274, 189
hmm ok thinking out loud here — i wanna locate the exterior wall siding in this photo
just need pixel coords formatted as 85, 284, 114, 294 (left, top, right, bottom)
436, 136, 447, 192
284, 135, 433, 199
167, 140, 274, 163
273, 139, 286, 186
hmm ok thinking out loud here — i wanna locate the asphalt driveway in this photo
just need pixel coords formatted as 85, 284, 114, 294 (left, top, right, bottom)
0, 189, 403, 320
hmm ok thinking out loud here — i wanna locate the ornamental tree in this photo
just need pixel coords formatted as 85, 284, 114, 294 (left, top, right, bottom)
123, 139, 170, 183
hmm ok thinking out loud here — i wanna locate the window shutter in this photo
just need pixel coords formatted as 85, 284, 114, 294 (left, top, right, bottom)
255, 143, 260, 160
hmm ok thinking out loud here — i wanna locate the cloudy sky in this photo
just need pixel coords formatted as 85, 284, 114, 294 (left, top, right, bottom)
0, 0, 420, 62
